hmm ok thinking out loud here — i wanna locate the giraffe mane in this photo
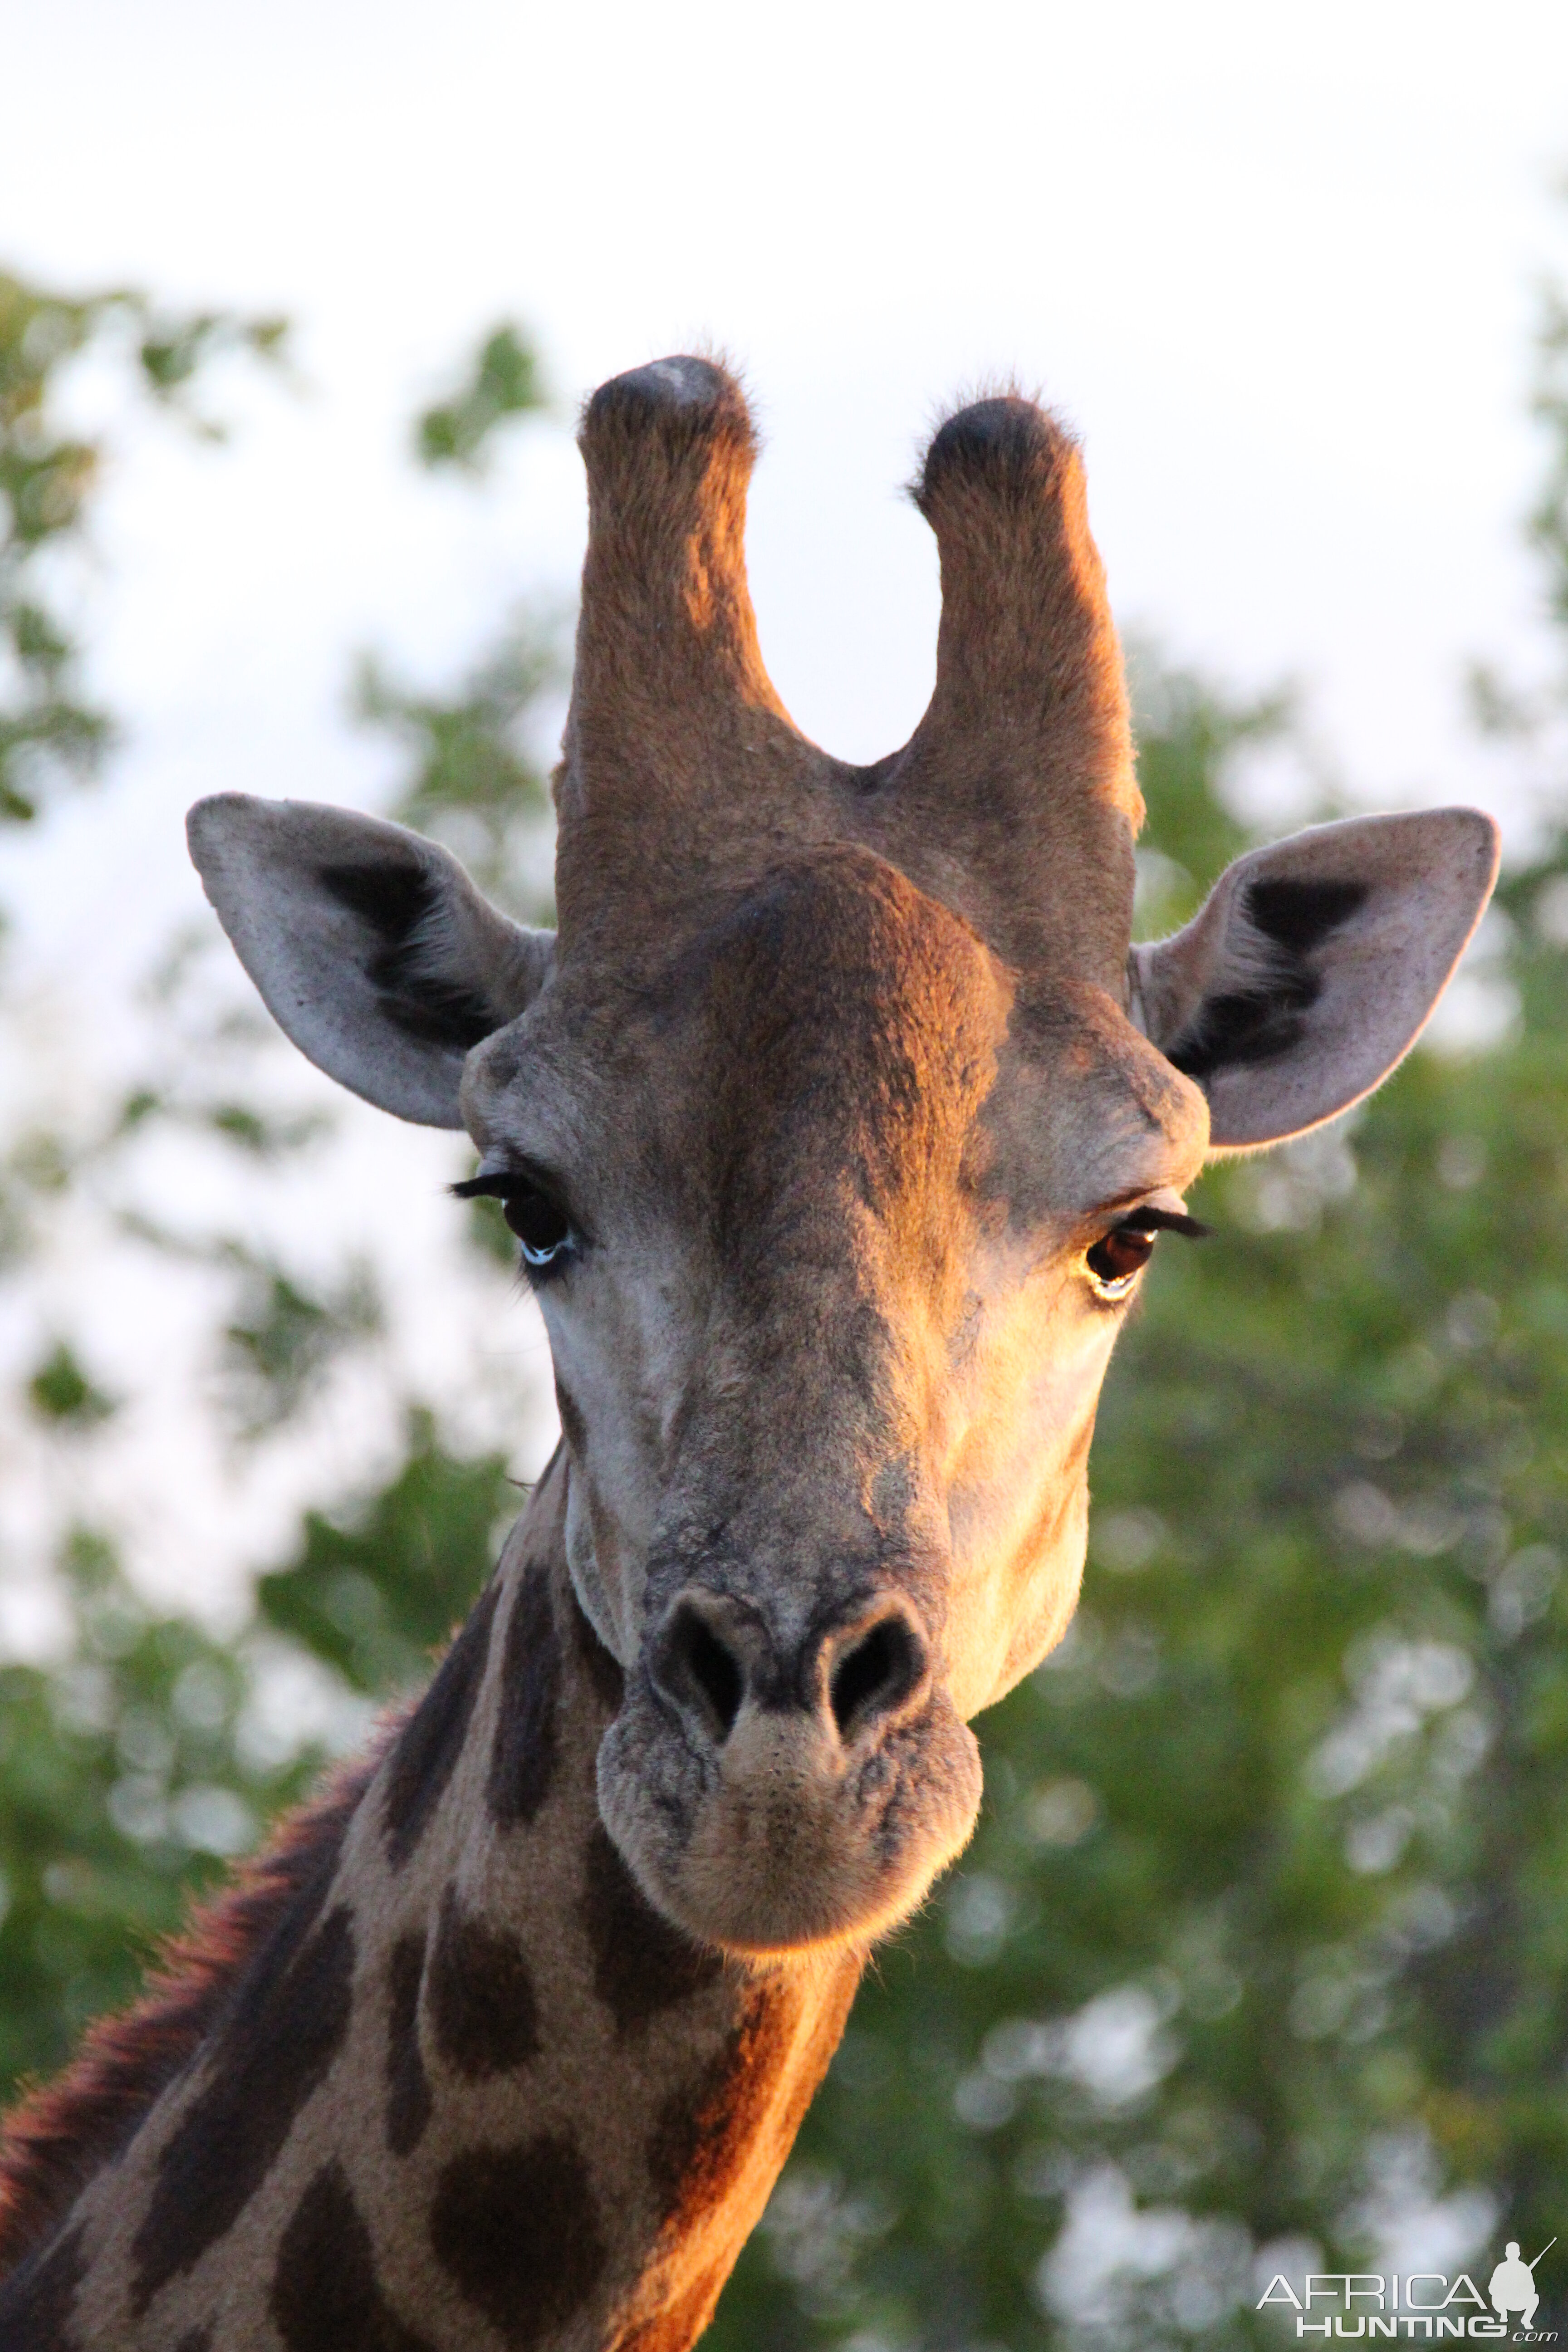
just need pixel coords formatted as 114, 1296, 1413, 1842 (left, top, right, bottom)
0, 1731, 392, 2276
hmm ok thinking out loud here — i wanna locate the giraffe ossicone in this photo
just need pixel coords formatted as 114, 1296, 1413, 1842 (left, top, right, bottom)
0, 356, 1499, 2349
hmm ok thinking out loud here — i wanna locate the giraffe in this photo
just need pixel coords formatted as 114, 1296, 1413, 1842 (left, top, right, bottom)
0, 357, 1498, 2351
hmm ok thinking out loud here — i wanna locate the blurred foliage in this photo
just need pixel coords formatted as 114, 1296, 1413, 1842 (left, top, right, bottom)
257, 1411, 514, 1697
373, 314, 561, 916
0, 1414, 514, 2095
356, 598, 566, 920
0, 267, 284, 828
0, 887, 518, 2091
415, 319, 546, 473
1124, 656, 1294, 939
1532, 279, 1568, 650
219, 1255, 381, 1439
0, 270, 551, 2101
25, 1342, 115, 1431
0, 1528, 323, 2093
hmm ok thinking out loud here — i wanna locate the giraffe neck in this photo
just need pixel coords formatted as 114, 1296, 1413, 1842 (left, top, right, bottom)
0, 1450, 864, 2352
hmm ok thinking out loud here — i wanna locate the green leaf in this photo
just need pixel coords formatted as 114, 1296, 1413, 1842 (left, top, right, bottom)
256, 1412, 515, 1694
27, 1342, 116, 1427
415, 322, 546, 474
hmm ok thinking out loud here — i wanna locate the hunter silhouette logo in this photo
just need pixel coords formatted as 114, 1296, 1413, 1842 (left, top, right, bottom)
1257, 2238, 1559, 2336
1490, 2241, 1555, 2333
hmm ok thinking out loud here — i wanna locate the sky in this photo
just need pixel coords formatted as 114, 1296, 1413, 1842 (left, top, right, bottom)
2, 0, 1568, 1612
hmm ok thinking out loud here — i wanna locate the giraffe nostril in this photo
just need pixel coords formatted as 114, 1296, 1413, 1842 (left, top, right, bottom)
660, 1602, 745, 1742
830, 1613, 923, 1741
653, 1592, 929, 1754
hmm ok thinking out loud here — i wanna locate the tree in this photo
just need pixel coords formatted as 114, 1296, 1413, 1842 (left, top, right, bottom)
0, 290, 552, 2095
0, 271, 284, 829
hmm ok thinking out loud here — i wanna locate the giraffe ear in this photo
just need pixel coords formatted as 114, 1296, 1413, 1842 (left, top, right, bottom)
1130, 808, 1500, 1151
187, 794, 554, 1129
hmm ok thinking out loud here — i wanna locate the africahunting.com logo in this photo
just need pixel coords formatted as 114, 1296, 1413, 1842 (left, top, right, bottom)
1256, 2239, 1558, 2339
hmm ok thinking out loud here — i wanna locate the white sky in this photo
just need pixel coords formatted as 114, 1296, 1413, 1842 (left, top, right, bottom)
1, 0, 1567, 1614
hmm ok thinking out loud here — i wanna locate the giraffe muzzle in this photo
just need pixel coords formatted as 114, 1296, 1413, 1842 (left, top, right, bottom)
651, 1588, 931, 1749
596, 1586, 983, 1955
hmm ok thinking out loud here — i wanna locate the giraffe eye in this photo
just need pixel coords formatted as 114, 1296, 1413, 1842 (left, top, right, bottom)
1081, 1197, 1210, 1302
1084, 1222, 1157, 1301
451, 1166, 577, 1272
502, 1185, 573, 1267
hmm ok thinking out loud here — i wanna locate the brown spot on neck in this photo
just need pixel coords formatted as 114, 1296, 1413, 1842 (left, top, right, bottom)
382, 1575, 501, 1868
485, 1563, 561, 1830
131, 1903, 357, 2312
383, 1930, 431, 2159
428, 1886, 540, 2079
272, 2161, 435, 2352
430, 2135, 606, 2347
580, 1825, 724, 2036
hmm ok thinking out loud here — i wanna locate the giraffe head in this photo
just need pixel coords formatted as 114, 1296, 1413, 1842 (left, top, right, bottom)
187, 358, 1497, 1957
